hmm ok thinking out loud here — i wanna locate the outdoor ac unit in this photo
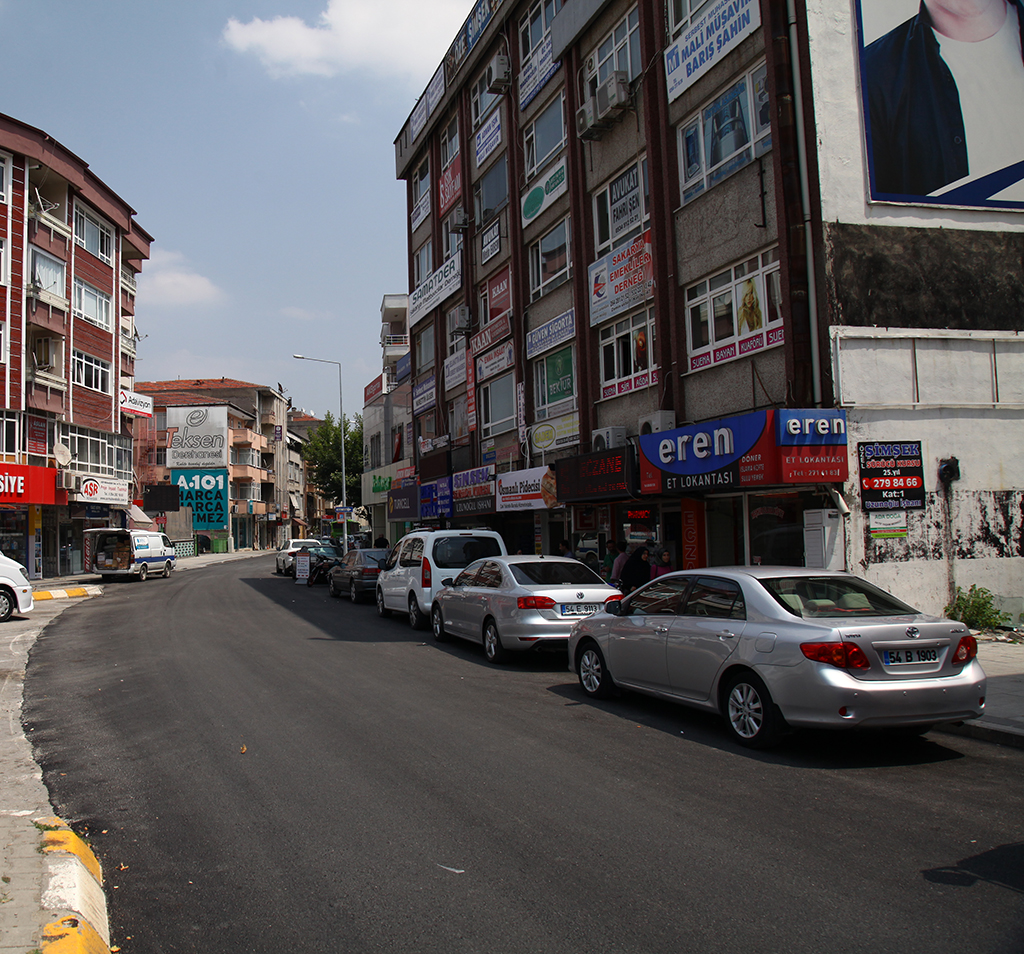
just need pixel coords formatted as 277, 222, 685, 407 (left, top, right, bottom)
451, 206, 470, 233
575, 98, 605, 141
596, 71, 630, 121
59, 472, 80, 492
486, 54, 511, 93
592, 426, 627, 451
638, 411, 676, 436
451, 305, 471, 334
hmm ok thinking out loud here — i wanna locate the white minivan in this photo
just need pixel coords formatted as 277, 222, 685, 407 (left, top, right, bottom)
84, 528, 176, 581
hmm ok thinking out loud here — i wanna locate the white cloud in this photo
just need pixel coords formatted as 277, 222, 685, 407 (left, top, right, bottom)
137, 249, 225, 309
223, 0, 469, 87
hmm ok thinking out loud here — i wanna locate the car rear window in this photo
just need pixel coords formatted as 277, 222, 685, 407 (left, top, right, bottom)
763, 576, 919, 618
509, 561, 605, 586
432, 536, 503, 569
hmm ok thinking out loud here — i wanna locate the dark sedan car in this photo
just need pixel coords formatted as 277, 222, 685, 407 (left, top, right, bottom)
329, 548, 390, 602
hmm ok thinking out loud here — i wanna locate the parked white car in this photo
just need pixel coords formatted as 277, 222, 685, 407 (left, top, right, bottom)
0, 550, 33, 621
275, 538, 321, 576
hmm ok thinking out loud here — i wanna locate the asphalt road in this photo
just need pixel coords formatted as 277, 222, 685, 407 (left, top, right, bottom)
23, 557, 1024, 954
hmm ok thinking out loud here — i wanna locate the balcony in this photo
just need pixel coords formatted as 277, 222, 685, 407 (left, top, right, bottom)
120, 332, 137, 358
120, 267, 137, 295
230, 427, 268, 451
383, 334, 410, 365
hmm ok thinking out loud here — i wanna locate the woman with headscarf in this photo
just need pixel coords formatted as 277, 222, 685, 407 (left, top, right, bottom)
617, 546, 650, 595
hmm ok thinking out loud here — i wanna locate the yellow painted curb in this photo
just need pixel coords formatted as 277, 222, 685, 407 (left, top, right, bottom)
35, 590, 55, 600
41, 915, 110, 954
43, 829, 104, 885
64, 587, 90, 597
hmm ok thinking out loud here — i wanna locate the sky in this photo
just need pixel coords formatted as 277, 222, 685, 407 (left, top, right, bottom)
0, 0, 470, 421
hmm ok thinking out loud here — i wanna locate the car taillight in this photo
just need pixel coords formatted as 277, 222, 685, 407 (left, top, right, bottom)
361, 567, 379, 577
604, 594, 623, 604
951, 634, 978, 666
517, 595, 557, 610
422, 560, 431, 589
800, 641, 871, 670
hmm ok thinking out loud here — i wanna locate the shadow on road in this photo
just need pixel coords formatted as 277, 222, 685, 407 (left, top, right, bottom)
923, 842, 1024, 894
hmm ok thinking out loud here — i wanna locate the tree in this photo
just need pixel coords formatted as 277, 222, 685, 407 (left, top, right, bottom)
302, 412, 363, 509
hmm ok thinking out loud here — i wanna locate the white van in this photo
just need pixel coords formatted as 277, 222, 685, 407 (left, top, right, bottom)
0, 551, 33, 621
84, 528, 176, 581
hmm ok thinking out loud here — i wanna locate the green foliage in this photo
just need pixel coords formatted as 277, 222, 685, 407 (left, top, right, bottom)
943, 584, 1011, 631
301, 412, 363, 508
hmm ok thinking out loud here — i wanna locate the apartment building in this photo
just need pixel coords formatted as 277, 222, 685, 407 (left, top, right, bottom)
0, 112, 152, 577
391, 0, 1023, 614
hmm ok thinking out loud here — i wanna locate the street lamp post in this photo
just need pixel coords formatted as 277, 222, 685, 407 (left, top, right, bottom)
293, 354, 347, 555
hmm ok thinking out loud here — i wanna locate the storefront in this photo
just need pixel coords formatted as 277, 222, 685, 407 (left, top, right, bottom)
0, 463, 65, 579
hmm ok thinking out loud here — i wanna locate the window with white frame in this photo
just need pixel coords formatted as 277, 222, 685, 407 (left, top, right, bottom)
474, 153, 508, 225
412, 157, 430, 204
443, 210, 463, 262
0, 323, 6, 364
415, 322, 435, 372
477, 283, 490, 327
440, 116, 460, 170
0, 411, 16, 454
520, 0, 563, 63
72, 350, 111, 393
679, 62, 771, 205
30, 247, 66, 297
413, 240, 433, 288
0, 238, 4, 285
685, 247, 782, 370
599, 308, 657, 396
471, 69, 501, 129
669, 0, 712, 38
533, 345, 576, 419
72, 278, 112, 330
524, 92, 566, 179
58, 424, 131, 478
594, 158, 649, 257
480, 371, 515, 437
74, 206, 113, 264
0, 155, 8, 204
446, 305, 468, 355
368, 432, 383, 470
586, 6, 641, 99
449, 393, 470, 443
529, 216, 571, 301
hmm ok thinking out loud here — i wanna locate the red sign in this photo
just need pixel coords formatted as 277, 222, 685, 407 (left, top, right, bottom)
487, 265, 511, 322
26, 417, 48, 456
439, 154, 462, 216
364, 374, 384, 404
0, 464, 62, 505
470, 310, 511, 356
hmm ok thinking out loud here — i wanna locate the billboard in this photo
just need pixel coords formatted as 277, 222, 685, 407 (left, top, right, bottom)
173, 469, 229, 529
856, 0, 1024, 210
166, 406, 228, 469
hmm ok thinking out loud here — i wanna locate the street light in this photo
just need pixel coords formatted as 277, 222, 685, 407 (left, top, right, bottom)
293, 354, 347, 554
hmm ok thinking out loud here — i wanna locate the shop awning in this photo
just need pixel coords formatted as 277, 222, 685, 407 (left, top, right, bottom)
126, 504, 153, 526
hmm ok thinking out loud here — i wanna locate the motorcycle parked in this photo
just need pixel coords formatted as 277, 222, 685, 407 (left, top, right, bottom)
306, 553, 341, 586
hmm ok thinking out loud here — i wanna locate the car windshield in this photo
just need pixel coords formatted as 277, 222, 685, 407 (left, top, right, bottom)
509, 561, 605, 586
305, 547, 339, 559
431, 536, 503, 569
762, 575, 919, 618
356, 549, 389, 562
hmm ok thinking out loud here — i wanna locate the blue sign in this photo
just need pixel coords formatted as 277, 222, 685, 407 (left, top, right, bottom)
172, 469, 229, 530
420, 477, 453, 519
775, 409, 847, 447
396, 352, 412, 383
526, 309, 575, 359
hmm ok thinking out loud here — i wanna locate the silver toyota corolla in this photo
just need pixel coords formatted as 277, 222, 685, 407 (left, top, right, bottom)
431, 555, 621, 663
567, 567, 987, 748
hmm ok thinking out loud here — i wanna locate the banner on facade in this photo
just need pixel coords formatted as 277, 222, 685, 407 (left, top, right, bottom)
172, 469, 229, 529
589, 230, 654, 327
166, 406, 228, 469
452, 464, 495, 516
496, 465, 561, 511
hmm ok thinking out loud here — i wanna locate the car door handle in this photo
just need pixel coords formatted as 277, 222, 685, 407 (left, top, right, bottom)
654, 625, 670, 633
718, 630, 736, 639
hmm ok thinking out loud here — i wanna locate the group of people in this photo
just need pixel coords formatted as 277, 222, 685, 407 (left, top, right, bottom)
600, 539, 672, 595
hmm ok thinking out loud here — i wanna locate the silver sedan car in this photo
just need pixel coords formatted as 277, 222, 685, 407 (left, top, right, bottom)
431, 555, 621, 664
568, 567, 987, 748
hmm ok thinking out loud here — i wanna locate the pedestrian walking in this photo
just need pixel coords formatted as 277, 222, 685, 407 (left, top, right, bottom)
617, 546, 650, 595
651, 549, 673, 579
601, 542, 618, 584
610, 541, 628, 586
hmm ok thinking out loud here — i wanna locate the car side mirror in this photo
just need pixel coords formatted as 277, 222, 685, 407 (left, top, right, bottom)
441, 577, 455, 587
605, 599, 623, 616
378, 558, 388, 569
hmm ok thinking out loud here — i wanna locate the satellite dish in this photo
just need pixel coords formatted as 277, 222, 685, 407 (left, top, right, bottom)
53, 442, 72, 467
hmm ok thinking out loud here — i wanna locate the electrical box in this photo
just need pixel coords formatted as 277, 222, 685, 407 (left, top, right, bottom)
803, 509, 844, 570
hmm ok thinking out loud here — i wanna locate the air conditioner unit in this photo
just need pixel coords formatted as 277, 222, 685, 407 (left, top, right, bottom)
59, 472, 80, 492
450, 305, 471, 334
486, 54, 511, 93
575, 98, 605, 141
596, 71, 630, 121
638, 411, 676, 436
450, 206, 470, 233
591, 426, 627, 451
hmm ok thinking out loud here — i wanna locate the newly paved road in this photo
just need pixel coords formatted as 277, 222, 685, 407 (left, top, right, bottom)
23, 557, 1024, 953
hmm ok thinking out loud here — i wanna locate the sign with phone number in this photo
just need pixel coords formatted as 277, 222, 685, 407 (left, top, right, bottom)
857, 441, 926, 511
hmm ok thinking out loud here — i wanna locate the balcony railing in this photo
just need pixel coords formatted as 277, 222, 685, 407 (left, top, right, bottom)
382, 334, 410, 347
120, 267, 137, 294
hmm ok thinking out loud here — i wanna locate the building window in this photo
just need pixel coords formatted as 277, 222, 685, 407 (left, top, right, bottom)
587, 6, 641, 98
368, 431, 383, 470
72, 350, 111, 394
440, 116, 460, 170
446, 305, 468, 355
0, 238, 5, 285
413, 157, 430, 204
474, 153, 508, 225
524, 92, 566, 179
30, 248, 66, 297
599, 308, 657, 398
443, 210, 463, 262
471, 69, 501, 129
685, 248, 782, 372
74, 206, 113, 264
0, 155, 8, 204
679, 62, 771, 205
415, 323, 435, 372
0, 322, 6, 364
594, 158, 649, 257
413, 240, 433, 288
529, 216, 571, 301
480, 371, 515, 437
449, 393, 469, 442
520, 0, 563, 62
533, 345, 576, 420
58, 425, 131, 479
670, 0, 719, 37
72, 278, 112, 331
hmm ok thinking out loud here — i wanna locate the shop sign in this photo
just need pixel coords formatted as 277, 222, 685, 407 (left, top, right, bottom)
522, 156, 568, 225
608, 164, 643, 244
75, 476, 130, 506
529, 412, 580, 454
555, 448, 635, 502
412, 375, 437, 414
466, 352, 477, 431
869, 511, 909, 538
471, 309, 511, 355
0, 464, 60, 505
172, 469, 228, 530
372, 475, 393, 495
411, 64, 445, 142
488, 265, 511, 322
664, 0, 760, 103
410, 254, 462, 327
481, 220, 501, 263
452, 464, 495, 516
420, 477, 453, 519
387, 484, 420, 521
589, 229, 654, 327
411, 186, 431, 232
439, 153, 463, 216
776, 410, 849, 483
601, 367, 658, 400
526, 308, 574, 359
690, 325, 785, 373
517, 380, 527, 443
519, 33, 559, 109
444, 0, 502, 80
26, 416, 48, 456
496, 465, 560, 511
364, 374, 384, 405
476, 340, 515, 382
475, 110, 502, 167
858, 441, 925, 511
119, 389, 154, 418
166, 406, 228, 469
444, 349, 467, 392
396, 352, 412, 382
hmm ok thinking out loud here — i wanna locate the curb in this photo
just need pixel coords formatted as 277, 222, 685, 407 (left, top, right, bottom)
32, 585, 104, 601
935, 720, 1024, 750
35, 816, 110, 953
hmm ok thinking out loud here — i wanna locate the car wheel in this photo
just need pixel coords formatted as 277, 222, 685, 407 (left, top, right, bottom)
328, 576, 339, 598
482, 619, 507, 664
0, 588, 13, 622
431, 604, 448, 643
408, 593, 427, 631
138, 564, 148, 582
275, 563, 282, 575
163, 561, 173, 578
376, 588, 391, 618
350, 580, 360, 603
577, 642, 613, 698
723, 672, 784, 749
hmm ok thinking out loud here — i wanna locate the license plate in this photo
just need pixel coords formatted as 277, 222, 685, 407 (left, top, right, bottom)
883, 648, 939, 666
561, 603, 601, 616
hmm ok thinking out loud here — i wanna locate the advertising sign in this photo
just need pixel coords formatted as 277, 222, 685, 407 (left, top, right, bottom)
387, 483, 420, 521
411, 187, 431, 232
496, 465, 558, 511
119, 389, 154, 418
529, 412, 580, 454
172, 469, 229, 529
26, 416, 48, 456
481, 220, 501, 263
439, 153, 463, 217
855, 0, 1024, 210
521, 156, 568, 225
166, 406, 228, 469
475, 110, 502, 167
519, 34, 560, 109
444, 348, 467, 392
411, 64, 445, 142
664, 0, 761, 102
0, 464, 60, 505
526, 308, 575, 358
542, 346, 574, 405
470, 310, 511, 355
858, 440, 926, 511
776, 409, 849, 483
412, 375, 437, 415
476, 340, 515, 382
452, 464, 495, 516
410, 254, 462, 327
466, 351, 477, 431
420, 476, 453, 519
589, 229, 654, 327
556, 448, 635, 502
75, 476, 130, 506
487, 265, 511, 322
869, 511, 909, 538
364, 374, 384, 405
608, 164, 643, 244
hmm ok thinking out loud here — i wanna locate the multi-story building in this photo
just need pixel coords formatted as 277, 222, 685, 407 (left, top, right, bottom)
391, 0, 1023, 614
0, 112, 152, 577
